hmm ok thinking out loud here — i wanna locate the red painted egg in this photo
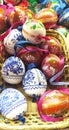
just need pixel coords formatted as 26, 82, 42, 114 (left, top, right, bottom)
40, 36, 62, 55
41, 54, 61, 78
17, 46, 43, 66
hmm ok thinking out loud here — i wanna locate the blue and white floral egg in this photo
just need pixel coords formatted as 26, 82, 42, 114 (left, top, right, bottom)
22, 68, 47, 96
2, 56, 25, 84
4, 29, 22, 55
0, 88, 27, 120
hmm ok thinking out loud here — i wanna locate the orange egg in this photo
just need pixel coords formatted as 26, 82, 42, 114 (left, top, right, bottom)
41, 90, 69, 115
7, 6, 34, 25
0, 8, 7, 33
35, 8, 58, 24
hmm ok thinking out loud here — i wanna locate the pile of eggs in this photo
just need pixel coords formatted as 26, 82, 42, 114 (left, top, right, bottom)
0, 0, 69, 122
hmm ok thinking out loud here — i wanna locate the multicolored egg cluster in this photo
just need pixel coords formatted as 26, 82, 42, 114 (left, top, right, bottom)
0, 0, 69, 122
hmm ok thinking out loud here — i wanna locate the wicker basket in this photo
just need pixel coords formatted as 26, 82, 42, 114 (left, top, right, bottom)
0, 29, 69, 130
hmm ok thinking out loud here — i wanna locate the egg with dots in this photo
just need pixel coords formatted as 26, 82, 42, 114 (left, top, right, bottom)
7, 6, 34, 26
35, 8, 58, 28
41, 54, 63, 78
40, 36, 62, 55
37, 87, 69, 122
22, 19, 46, 44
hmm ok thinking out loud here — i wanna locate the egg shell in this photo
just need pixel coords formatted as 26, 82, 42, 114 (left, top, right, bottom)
22, 19, 46, 44
2, 56, 25, 84
22, 68, 47, 96
4, 29, 22, 55
0, 88, 27, 120
35, 8, 58, 24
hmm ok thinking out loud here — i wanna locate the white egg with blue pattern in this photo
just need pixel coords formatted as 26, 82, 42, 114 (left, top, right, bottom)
2, 56, 25, 84
22, 68, 47, 96
0, 88, 27, 120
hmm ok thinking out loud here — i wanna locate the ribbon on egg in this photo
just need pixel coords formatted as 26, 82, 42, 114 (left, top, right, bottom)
14, 40, 49, 56
37, 86, 69, 122
0, 4, 25, 41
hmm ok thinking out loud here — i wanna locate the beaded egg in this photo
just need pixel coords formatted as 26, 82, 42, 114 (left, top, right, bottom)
1, 56, 25, 84
22, 19, 46, 44
0, 88, 27, 120
4, 29, 22, 55
22, 68, 47, 97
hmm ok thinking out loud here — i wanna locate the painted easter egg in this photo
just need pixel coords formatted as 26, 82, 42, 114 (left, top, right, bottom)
17, 45, 43, 66
37, 87, 69, 122
40, 36, 62, 55
4, 29, 22, 55
22, 68, 47, 96
35, 8, 58, 24
0, 88, 27, 120
22, 19, 46, 44
2, 56, 25, 84
41, 54, 61, 78
7, 6, 34, 25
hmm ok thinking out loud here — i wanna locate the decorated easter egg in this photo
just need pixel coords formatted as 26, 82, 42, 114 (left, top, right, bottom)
17, 46, 43, 66
0, 7, 7, 33
2, 56, 25, 84
41, 54, 62, 78
0, 88, 27, 120
22, 19, 46, 44
4, 29, 22, 55
4, 0, 21, 5
22, 68, 47, 96
7, 6, 34, 25
37, 87, 69, 122
40, 36, 62, 55
59, 8, 69, 28
35, 8, 58, 24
